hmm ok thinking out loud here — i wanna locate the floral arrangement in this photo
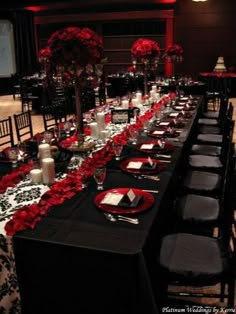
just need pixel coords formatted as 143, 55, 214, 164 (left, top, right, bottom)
39, 26, 104, 69
163, 44, 184, 63
131, 38, 160, 62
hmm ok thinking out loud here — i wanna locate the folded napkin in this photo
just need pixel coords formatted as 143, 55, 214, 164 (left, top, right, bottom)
100, 191, 142, 208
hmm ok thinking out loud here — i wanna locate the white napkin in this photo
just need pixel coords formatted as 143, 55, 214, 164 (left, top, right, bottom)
159, 122, 170, 126
169, 113, 179, 117
140, 144, 154, 150
100, 192, 123, 206
153, 130, 165, 135
127, 161, 143, 169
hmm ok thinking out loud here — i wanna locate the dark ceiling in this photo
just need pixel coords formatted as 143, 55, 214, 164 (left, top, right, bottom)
1, 0, 177, 13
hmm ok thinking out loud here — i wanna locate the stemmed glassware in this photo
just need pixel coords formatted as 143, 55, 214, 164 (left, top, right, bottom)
112, 143, 123, 160
64, 121, 72, 137
142, 119, 150, 133
93, 165, 106, 190
129, 128, 138, 145
7, 147, 19, 168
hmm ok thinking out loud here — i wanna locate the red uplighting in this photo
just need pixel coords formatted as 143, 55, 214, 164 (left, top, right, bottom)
154, 0, 176, 3
24, 6, 48, 12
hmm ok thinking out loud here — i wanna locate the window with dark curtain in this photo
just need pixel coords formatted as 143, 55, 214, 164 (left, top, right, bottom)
13, 10, 38, 76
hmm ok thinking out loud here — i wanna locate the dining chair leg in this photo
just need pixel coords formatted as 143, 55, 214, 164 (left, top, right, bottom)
228, 276, 235, 307
220, 282, 225, 302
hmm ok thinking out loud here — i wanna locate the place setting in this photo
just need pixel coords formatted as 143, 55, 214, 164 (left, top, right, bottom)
0, 144, 33, 167
155, 118, 186, 129
135, 140, 174, 155
119, 156, 166, 175
147, 126, 180, 139
94, 187, 155, 215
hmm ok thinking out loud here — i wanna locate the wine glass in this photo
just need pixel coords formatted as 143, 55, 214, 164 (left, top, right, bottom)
112, 143, 123, 160
129, 128, 138, 145
43, 131, 54, 144
93, 166, 106, 190
64, 121, 72, 137
142, 119, 150, 133
7, 147, 19, 168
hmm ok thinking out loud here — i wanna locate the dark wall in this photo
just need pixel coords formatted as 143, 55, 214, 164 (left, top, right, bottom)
33, 0, 236, 79
174, 0, 236, 78
1, 0, 236, 95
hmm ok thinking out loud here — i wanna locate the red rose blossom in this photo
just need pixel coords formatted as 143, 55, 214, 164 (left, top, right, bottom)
131, 38, 160, 62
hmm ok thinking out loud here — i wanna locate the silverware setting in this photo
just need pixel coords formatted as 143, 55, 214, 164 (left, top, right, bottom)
154, 154, 171, 158
104, 213, 139, 224
142, 189, 159, 194
133, 174, 160, 181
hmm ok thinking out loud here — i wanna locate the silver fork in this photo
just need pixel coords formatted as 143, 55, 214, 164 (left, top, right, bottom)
104, 213, 139, 224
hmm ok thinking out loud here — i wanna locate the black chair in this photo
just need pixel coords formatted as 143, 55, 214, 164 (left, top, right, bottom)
156, 226, 236, 309
41, 103, 67, 131
14, 111, 34, 142
20, 79, 39, 112
197, 96, 229, 135
0, 116, 14, 148
11, 73, 21, 100
174, 142, 235, 236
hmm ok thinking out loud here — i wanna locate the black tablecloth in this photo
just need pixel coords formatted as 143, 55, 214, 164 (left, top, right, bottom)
12, 97, 203, 314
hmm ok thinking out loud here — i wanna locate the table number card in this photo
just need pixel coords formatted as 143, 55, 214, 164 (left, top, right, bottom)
111, 109, 130, 124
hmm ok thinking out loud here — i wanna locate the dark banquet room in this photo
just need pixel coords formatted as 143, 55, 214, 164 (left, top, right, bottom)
0, 0, 236, 313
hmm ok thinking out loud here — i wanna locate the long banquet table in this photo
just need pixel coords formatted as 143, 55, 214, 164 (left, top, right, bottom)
2, 95, 203, 314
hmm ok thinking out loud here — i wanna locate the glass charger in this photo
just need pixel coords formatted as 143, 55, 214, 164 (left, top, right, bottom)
136, 141, 174, 154
119, 157, 165, 174
94, 187, 155, 214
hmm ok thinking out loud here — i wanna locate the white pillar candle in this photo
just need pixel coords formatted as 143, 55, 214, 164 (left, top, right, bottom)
30, 168, 43, 184
90, 122, 99, 139
38, 143, 51, 159
131, 98, 138, 107
155, 92, 160, 101
41, 157, 55, 185
96, 112, 105, 131
136, 92, 142, 102
121, 99, 129, 109
150, 90, 155, 99
151, 85, 157, 93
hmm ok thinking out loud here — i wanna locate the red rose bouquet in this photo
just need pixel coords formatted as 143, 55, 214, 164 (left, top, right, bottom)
45, 26, 104, 68
131, 38, 160, 62
163, 44, 183, 63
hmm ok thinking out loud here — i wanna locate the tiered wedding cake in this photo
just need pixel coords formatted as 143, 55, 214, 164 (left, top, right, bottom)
213, 56, 227, 72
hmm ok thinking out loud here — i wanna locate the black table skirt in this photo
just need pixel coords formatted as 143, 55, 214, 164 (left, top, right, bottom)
12, 97, 203, 314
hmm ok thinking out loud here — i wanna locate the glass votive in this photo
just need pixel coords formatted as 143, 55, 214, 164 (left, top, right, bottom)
99, 130, 109, 143
43, 131, 54, 144
7, 147, 19, 168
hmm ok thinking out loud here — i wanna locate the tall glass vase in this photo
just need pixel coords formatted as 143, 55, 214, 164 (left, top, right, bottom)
143, 59, 148, 96
74, 80, 84, 135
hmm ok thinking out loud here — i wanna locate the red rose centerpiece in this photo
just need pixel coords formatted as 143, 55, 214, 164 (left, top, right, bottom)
131, 38, 160, 95
163, 44, 184, 63
39, 26, 105, 134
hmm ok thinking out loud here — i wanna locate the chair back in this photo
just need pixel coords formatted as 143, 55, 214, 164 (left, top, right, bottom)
41, 104, 67, 131
14, 111, 34, 142
0, 116, 14, 148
